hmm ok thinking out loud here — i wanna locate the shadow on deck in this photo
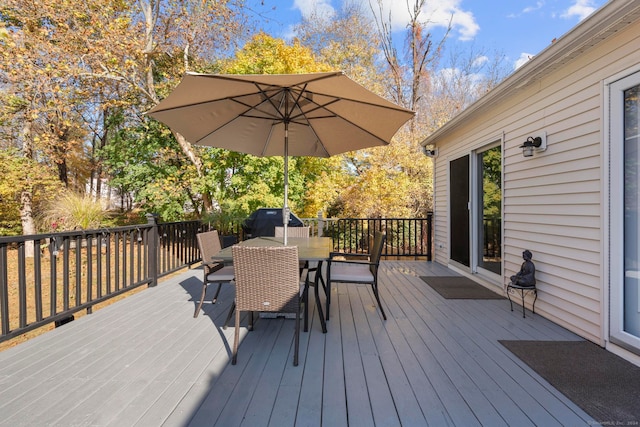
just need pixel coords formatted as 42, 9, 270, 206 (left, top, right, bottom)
0, 261, 592, 426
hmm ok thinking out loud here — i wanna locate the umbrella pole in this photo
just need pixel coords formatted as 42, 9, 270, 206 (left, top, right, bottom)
283, 121, 289, 245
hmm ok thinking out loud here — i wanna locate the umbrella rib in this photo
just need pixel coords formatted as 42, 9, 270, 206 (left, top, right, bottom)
307, 115, 392, 148
191, 101, 267, 145
288, 95, 405, 147
259, 86, 290, 156
148, 72, 414, 157
298, 89, 414, 115
192, 89, 290, 145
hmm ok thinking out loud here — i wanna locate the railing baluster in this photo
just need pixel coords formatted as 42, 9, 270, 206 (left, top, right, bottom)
105, 234, 111, 294
87, 235, 93, 314
122, 230, 128, 287
136, 229, 142, 284
63, 238, 70, 311
34, 240, 43, 321
0, 244, 9, 336
75, 236, 82, 307
17, 242, 26, 328
0, 217, 430, 343
129, 229, 135, 287
96, 234, 103, 299
115, 232, 121, 291
50, 238, 58, 317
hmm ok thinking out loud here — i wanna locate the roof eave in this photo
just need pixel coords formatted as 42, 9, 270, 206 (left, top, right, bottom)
421, 0, 640, 147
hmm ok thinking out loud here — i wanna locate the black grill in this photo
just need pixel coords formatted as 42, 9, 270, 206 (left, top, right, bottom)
241, 208, 304, 238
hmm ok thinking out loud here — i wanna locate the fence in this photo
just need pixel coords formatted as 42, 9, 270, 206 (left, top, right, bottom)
326, 217, 432, 258
1, 214, 431, 343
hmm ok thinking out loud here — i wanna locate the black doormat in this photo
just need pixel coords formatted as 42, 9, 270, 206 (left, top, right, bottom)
420, 276, 504, 299
500, 340, 640, 424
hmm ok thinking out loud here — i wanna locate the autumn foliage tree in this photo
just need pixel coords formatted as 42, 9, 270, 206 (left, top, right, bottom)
192, 32, 346, 220
1, 0, 248, 241
0, 0, 511, 242
294, 1, 434, 218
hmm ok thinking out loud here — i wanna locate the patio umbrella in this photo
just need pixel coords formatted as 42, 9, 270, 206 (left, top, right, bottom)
147, 71, 414, 244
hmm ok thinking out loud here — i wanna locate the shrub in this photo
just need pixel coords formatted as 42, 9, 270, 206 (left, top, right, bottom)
38, 192, 113, 231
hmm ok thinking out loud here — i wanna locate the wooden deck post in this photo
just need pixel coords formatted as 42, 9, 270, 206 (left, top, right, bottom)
146, 213, 159, 287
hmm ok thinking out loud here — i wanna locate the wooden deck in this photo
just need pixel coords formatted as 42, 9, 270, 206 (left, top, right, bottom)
0, 261, 593, 426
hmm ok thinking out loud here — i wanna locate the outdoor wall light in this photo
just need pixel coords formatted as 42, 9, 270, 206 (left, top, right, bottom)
423, 146, 438, 158
519, 132, 547, 157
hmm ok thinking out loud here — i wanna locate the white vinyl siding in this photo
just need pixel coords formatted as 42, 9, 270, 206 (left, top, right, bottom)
429, 11, 640, 345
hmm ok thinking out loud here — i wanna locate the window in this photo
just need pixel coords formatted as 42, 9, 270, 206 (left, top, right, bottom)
609, 70, 640, 353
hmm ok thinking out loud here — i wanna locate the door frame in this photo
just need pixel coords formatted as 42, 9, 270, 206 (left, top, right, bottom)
605, 65, 640, 355
472, 140, 504, 281
447, 137, 504, 283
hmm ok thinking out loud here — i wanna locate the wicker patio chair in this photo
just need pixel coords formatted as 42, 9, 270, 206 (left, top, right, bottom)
231, 245, 301, 366
275, 225, 327, 333
275, 225, 311, 273
274, 225, 310, 238
194, 231, 235, 318
326, 231, 387, 321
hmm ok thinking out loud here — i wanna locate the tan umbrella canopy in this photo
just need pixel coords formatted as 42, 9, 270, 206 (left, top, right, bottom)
147, 71, 414, 243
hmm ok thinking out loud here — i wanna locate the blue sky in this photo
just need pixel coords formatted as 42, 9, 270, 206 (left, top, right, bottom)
245, 0, 607, 70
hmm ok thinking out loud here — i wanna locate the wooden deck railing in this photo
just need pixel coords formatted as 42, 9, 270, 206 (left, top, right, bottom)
0, 214, 431, 343
327, 217, 432, 258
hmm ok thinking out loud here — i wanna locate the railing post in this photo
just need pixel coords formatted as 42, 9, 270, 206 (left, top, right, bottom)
146, 213, 159, 287
317, 211, 324, 237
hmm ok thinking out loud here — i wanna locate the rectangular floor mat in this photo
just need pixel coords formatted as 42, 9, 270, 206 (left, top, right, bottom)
420, 276, 504, 299
500, 340, 640, 424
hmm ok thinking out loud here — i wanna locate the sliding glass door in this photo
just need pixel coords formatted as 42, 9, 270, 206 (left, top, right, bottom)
476, 145, 502, 275
449, 145, 502, 278
450, 155, 470, 267
609, 70, 640, 353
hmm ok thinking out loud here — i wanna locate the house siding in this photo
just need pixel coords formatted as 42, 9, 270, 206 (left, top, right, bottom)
430, 14, 640, 346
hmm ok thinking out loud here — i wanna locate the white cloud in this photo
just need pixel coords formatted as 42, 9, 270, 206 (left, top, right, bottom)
561, 0, 597, 21
293, 0, 336, 19
472, 55, 488, 68
514, 52, 534, 69
522, 1, 545, 14
435, 66, 484, 93
372, 0, 479, 41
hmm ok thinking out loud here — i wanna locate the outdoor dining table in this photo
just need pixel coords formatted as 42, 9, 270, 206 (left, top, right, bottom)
214, 236, 333, 333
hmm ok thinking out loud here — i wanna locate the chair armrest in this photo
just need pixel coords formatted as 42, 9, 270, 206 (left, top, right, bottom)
329, 252, 369, 260
203, 260, 225, 274
328, 253, 373, 266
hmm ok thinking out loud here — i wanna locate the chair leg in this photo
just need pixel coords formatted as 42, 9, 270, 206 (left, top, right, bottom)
325, 281, 331, 321
232, 309, 240, 365
314, 272, 327, 333
212, 283, 223, 304
371, 283, 387, 320
303, 281, 309, 332
294, 306, 300, 366
303, 266, 326, 334
194, 282, 207, 318
223, 301, 235, 330
319, 274, 327, 297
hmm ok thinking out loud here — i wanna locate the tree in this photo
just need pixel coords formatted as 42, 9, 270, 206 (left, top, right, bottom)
423, 44, 510, 132
0, 148, 62, 235
223, 32, 331, 75
1, 0, 249, 240
204, 32, 341, 220
133, 0, 247, 213
295, 1, 381, 85
294, 0, 434, 217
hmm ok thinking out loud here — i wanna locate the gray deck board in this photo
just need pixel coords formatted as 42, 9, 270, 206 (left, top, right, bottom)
0, 261, 596, 426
